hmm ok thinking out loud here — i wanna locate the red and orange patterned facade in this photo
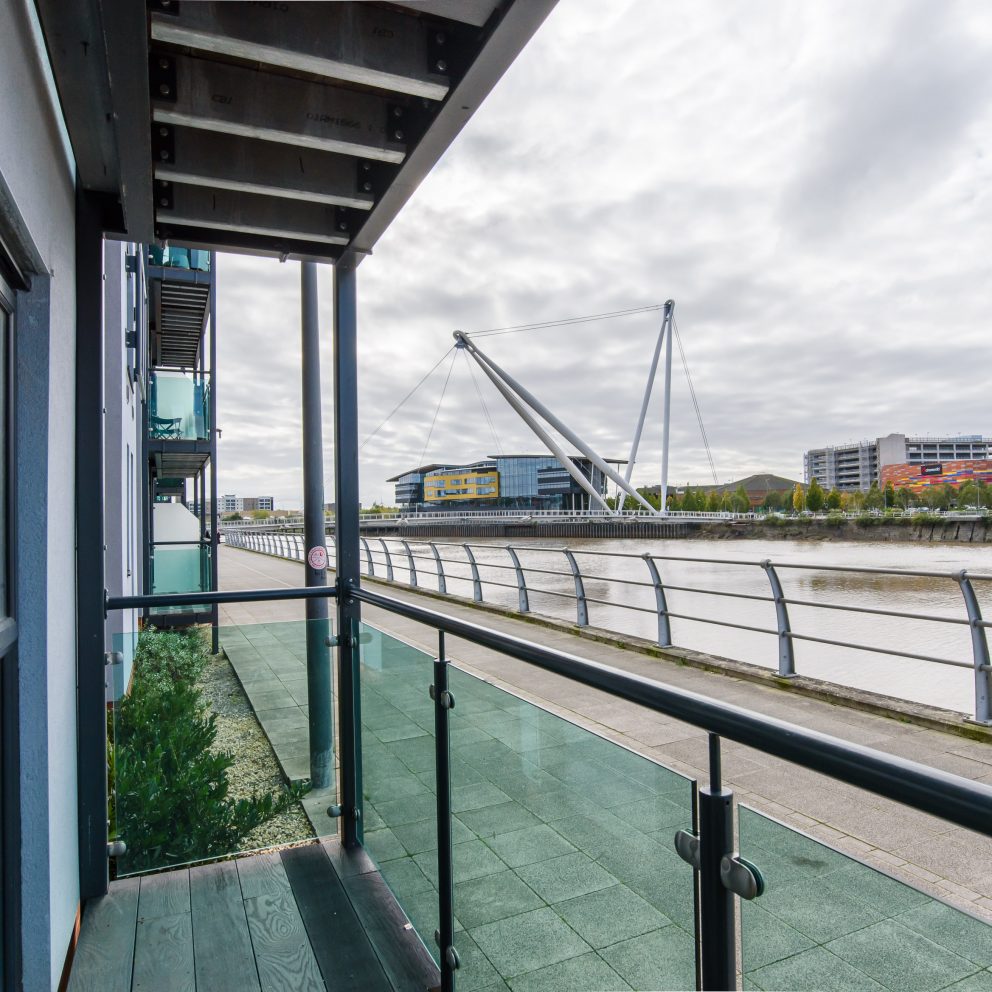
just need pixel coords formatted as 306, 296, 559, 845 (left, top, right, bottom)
880, 459, 992, 492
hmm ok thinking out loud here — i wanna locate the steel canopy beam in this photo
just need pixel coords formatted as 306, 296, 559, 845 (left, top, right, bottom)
157, 186, 350, 246
152, 56, 408, 164
151, 2, 450, 101
155, 130, 374, 210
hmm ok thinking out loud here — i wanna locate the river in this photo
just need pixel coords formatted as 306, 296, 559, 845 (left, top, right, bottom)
390, 537, 992, 715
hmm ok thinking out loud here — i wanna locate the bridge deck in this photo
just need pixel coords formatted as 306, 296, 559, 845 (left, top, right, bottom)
218, 546, 992, 922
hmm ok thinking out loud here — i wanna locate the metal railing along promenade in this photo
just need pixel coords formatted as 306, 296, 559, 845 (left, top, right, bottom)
225, 530, 992, 724
105, 579, 992, 991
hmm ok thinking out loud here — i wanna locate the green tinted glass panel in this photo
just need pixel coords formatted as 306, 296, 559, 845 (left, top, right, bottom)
448, 666, 696, 991
739, 805, 992, 991
109, 619, 334, 877
358, 624, 439, 963
148, 370, 210, 440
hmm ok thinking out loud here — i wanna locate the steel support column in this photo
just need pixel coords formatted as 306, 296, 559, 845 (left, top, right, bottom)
301, 261, 332, 789
333, 262, 362, 846
209, 253, 219, 653
75, 189, 108, 899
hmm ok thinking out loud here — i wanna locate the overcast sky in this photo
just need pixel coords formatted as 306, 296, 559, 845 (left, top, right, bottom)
215, 0, 992, 509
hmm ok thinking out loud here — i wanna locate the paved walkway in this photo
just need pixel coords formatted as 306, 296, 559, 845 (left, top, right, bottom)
218, 546, 992, 924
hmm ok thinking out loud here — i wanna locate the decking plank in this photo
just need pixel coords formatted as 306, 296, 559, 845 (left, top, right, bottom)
321, 837, 378, 878
137, 870, 190, 920
244, 890, 326, 992
67, 877, 140, 992
340, 870, 441, 992
132, 912, 194, 992
237, 850, 292, 900
281, 845, 391, 992
189, 861, 261, 992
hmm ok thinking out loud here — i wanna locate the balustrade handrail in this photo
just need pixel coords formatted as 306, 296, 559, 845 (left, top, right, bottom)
224, 529, 992, 722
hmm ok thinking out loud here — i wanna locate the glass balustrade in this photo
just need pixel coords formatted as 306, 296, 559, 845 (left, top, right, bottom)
358, 621, 698, 991
148, 370, 210, 441
739, 805, 992, 991
107, 619, 335, 877
149, 543, 211, 615
147, 246, 211, 272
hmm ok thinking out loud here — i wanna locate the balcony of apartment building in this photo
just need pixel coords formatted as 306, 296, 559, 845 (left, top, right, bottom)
5, 3, 991, 992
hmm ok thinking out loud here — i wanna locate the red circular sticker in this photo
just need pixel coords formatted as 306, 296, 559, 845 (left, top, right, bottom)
307, 545, 328, 570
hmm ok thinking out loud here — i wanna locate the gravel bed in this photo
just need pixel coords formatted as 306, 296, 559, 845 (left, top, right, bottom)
196, 651, 314, 850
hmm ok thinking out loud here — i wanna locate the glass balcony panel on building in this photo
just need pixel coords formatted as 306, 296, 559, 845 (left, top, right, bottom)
148, 370, 210, 441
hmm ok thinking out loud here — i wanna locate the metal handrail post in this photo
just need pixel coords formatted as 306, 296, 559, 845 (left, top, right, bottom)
563, 549, 589, 626
432, 632, 458, 991
379, 538, 395, 582
762, 560, 796, 677
430, 542, 447, 595
361, 537, 374, 577
643, 554, 672, 647
956, 570, 992, 724
401, 540, 418, 588
464, 545, 483, 602
506, 546, 530, 613
697, 736, 735, 991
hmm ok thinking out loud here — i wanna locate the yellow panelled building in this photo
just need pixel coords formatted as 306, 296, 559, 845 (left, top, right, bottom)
423, 467, 500, 502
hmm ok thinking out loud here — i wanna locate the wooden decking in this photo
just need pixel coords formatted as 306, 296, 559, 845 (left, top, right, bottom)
67, 840, 441, 992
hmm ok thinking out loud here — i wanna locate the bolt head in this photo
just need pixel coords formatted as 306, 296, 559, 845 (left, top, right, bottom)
393, 130, 404, 141
159, 83, 171, 96
392, 106, 403, 118
159, 197, 168, 206
362, 181, 372, 192
436, 59, 448, 73
159, 57, 169, 69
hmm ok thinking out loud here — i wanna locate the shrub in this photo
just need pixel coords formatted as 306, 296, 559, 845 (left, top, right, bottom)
112, 629, 307, 872
824, 513, 845, 528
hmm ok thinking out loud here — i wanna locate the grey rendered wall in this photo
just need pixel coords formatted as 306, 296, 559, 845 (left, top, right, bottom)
0, 2, 79, 989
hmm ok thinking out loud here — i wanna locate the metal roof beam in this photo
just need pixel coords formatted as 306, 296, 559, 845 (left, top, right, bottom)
154, 129, 374, 210
157, 186, 350, 246
151, 2, 450, 100
152, 55, 407, 164
390, 1, 501, 29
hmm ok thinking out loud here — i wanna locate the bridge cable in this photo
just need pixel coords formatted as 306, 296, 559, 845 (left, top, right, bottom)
673, 317, 719, 485
361, 345, 454, 449
465, 304, 665, 339
463, 348, 504, 455
418, 347, 458, 468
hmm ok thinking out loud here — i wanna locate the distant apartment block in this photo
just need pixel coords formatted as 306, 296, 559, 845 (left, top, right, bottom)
220, 494, 274, 513
805, 434, 992, 491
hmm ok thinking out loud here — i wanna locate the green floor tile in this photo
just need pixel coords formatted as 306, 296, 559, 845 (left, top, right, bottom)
549, 811, 644, 860
599, 926, 696, 992
821, 864, 932, 916
380, 856, 436, 901
824, 919, 977, 992
554, 883, 671, 949
470, 907, 591, 979
609, 795, 690, 834
747, 946, 887, 991
452, 782, 513, 813
363, 827, 407, 863
508, 951, 631, 991
455, 932, 509, 992
756, 877, 886, 944
416, 839, 507, 886
365, 771, 431, 804
515, 852, 617, 903
391, 815, 474, 855
374, 792, 438, 827
375, 720, 430, 743
895, 901, 992, 967
454, 870, 545, 929
741, 902, 816, 972
487, 825, 578, 868
457, 802, 542, 839
939, 972, 992, 992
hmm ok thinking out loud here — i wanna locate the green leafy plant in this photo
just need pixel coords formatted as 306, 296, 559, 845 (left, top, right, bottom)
111, 629, 307, 873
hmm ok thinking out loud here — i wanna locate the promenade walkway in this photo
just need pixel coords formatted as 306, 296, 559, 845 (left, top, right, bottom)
218, 546, 992, 923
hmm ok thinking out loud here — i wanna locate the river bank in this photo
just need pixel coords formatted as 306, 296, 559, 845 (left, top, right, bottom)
693, 516, 991, 543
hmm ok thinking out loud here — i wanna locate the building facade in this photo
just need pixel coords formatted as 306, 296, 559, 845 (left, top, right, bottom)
805, 433, 992, 491
390, 454, 612, 511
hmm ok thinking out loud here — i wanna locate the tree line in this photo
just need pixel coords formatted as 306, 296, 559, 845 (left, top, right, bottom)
608, 478, 992, 514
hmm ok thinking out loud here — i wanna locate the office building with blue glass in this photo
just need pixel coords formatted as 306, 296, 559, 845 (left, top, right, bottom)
389, 453, 614, 511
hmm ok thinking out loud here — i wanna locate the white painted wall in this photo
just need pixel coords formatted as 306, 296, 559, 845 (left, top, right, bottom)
0, 1, 79, 987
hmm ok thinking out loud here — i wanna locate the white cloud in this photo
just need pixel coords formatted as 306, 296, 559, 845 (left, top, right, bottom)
215, 0, 992, 508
